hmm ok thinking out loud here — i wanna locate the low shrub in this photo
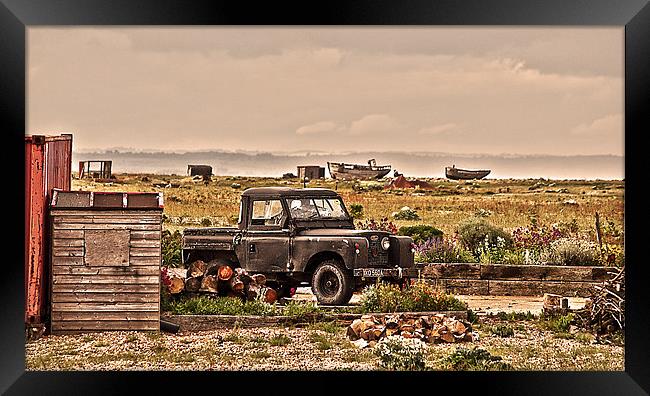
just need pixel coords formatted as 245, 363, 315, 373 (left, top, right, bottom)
541, 238, 601, 266
489, 324, 515, 337
282, 300, 320, 319
538, 313, 575, 333
477, 234, 511, 264
164, 296, 325, 318
457, 218, 513, 257
161, 230, 183, 267
348, 203, 364, 219
167, 296, 278, 316
352, 181, 384, 192
512, 222, 566, 250
392, 206, 420, 221
359, 281, 468, 313
500, 250, 526, 265
414, 237, 476, 263
269, 334, 292, 346
398, 225, 443, 244
374, 336, 426, 371
442, 347, 512, 371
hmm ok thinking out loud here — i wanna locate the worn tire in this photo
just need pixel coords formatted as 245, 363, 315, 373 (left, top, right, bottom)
311, 260, 354, 305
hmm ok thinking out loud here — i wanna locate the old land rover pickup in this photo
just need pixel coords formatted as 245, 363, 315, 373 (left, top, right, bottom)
182, 187, 422, 305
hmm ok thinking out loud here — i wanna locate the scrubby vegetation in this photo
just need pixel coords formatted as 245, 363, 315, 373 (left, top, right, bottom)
166, 296, 279, 316
397, 224, 443, 244
442, 347, 513, 371
457, 217, 514, 258
413, 236, 476, 263
374, 336, 427, 370
348, 203, 364, 219
161, 230, 183, 267
359, 281, 468, 313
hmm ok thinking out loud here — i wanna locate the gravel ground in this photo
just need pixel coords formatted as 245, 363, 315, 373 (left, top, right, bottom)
26, 317, 623, 371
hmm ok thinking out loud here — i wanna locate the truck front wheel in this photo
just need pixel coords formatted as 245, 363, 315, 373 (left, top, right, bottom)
311, 260, 353, 305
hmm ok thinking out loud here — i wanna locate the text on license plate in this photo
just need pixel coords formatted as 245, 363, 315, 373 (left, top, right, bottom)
362, 268, 384, 277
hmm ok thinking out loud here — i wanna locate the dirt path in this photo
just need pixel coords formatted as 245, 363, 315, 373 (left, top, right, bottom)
292, 287, 587, 315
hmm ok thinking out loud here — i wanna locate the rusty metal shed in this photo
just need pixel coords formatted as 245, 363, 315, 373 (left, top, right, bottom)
297, 165, 325, 180
25, 134, 73, 326
187, 164, 212, 178
49, 190, 163, 334
78, 160, 113, 179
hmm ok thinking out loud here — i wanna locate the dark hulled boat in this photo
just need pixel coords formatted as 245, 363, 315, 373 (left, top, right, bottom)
327, 159, 392, 180
445, 165, 491, 180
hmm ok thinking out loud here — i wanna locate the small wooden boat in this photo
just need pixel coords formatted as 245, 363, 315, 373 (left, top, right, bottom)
445, 165, 491, 180
328, 159, 391, 180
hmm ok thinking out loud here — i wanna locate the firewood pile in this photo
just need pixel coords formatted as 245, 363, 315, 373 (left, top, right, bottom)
164, 260, 278, 303
346, 313, 477, 348
574, 265, 625, 335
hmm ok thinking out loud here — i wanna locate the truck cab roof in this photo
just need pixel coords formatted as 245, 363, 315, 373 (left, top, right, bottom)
242, 187, 340, 198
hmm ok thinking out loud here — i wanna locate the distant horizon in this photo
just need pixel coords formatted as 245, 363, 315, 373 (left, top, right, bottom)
71, 149, 624, 180
72, 146, 624, 159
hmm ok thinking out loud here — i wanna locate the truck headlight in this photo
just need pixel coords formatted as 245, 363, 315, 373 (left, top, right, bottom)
381, 237, 391, 250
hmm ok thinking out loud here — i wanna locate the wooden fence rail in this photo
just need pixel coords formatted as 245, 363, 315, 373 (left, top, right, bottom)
417, 263, 617, 297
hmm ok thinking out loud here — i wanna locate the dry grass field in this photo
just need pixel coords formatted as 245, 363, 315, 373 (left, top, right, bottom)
72, 174, 624, 239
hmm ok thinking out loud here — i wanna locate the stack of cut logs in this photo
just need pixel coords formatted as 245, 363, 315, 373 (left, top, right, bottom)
346, 313, 476, 348
164, 260, 278, 304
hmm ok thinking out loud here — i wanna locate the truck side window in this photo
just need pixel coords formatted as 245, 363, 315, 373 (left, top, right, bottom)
251, 199, 284, 227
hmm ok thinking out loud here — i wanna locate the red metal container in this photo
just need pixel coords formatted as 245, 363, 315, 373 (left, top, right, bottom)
25, 134, 72, 325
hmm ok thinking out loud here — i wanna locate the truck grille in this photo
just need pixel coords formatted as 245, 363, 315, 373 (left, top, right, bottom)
368, 239, 389, 267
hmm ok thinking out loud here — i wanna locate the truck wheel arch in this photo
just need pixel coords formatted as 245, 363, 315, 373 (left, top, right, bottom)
303, 251, 345, 274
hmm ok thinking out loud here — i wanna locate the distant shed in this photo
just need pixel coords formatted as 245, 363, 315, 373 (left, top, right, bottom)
79, 160, 112, 179
187, 165, 212, 178
49, 190, 163, 334
297, 165, 325, 180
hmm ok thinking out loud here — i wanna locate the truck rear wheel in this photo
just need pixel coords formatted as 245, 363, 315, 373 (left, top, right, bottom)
311, 260, 353, 305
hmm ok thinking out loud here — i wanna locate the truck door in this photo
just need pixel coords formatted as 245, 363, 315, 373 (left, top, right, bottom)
243, 198, 290, 273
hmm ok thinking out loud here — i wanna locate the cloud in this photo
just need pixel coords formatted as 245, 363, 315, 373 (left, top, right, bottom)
349, 114, 401, 135
296, 121, 344, 135
418, 123, 459, 135
570, 113, 623, 136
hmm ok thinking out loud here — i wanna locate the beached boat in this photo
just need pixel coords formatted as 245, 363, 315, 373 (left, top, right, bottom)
327, 159, 392, 180
445, 165, 491, 180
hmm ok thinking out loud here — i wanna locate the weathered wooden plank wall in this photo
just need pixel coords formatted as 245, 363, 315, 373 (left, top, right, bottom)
50, 209, 162, 334
420, 263, 614, 297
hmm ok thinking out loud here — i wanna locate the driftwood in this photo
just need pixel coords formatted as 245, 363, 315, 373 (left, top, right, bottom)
574, 266, 625, 335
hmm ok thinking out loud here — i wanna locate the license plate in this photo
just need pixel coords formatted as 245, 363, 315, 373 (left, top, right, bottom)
361, 268, 385, 277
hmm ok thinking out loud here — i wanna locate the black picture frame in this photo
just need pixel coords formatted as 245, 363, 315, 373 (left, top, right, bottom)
1, 0, 648, 394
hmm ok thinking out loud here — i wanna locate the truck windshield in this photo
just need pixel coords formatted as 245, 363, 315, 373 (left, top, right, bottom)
286, 198, 349, 220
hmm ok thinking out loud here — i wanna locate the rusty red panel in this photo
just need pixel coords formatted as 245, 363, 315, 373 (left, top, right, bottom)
25, 134, 72, 325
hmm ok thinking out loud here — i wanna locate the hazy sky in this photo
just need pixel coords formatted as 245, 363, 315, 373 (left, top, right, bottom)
28, 27, 624, 156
